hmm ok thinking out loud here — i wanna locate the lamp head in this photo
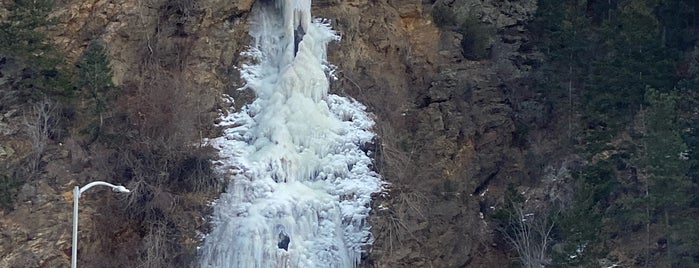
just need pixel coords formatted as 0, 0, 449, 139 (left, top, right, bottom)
113, 185, 131, 193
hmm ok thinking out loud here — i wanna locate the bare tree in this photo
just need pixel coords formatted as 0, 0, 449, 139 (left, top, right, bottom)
22, 98, 56, 173
140, 222, 174, 268
501, 205, 555, 268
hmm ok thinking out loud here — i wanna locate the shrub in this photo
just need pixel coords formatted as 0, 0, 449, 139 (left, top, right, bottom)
86, 63, 218, 267
0, 173, 21, 210
493, 185, 555, 267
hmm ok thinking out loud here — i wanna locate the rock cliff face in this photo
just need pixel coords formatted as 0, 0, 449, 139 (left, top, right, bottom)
1, 0, 256, 266
1, 0, 544, 267
316, 0, 539, 266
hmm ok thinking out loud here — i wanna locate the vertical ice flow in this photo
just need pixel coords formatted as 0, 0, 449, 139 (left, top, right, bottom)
198, 0, 383, 267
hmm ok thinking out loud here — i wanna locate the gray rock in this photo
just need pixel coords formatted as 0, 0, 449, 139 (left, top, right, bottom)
0, 145, 14, 158
4, 109, 18, 118
15, 183, 36, 204
0, 122, 16, 135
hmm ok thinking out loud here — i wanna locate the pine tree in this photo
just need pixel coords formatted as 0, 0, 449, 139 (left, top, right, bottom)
0, 0, 54, 60
0, 0, 74, 97
585, 0, 677, 135
79, 41, 114, 127
639, 88, 693, 266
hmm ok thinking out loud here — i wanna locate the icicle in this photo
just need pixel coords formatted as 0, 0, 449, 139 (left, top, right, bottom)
198, 1, 383, 267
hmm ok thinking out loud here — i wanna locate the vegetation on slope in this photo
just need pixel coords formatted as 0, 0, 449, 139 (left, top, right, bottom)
524, 0, 699, 266
0, 0, 221, 266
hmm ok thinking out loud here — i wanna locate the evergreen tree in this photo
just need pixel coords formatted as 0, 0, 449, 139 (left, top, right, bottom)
79, 40, 115, 125
530, 0, 594, 142
639, 88, 694, 266
0, 0, 54, 61
585, 0, 677, 136
0, 0, 74, 97
530, 0, 699, 265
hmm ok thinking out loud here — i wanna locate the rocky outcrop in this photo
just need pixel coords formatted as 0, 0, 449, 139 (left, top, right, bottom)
313, 0, 539, 266
49, 0, 254, 104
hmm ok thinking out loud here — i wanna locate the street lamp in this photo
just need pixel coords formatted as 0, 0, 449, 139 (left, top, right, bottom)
72, 181, 131, 268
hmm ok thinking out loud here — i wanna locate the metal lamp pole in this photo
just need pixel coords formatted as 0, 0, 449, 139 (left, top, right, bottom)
72, 181, 131, 268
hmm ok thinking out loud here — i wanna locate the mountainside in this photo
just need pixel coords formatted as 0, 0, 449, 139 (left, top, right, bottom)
317, 0, 544, 266
1, 0, 698, 267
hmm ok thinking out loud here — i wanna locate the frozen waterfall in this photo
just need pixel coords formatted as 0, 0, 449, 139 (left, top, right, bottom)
198, 1, 383, 267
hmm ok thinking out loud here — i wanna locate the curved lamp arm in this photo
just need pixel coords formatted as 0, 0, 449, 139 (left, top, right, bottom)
79, 181, 131, 196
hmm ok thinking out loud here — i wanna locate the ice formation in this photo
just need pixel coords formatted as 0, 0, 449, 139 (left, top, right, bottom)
198, 1, 383, 267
